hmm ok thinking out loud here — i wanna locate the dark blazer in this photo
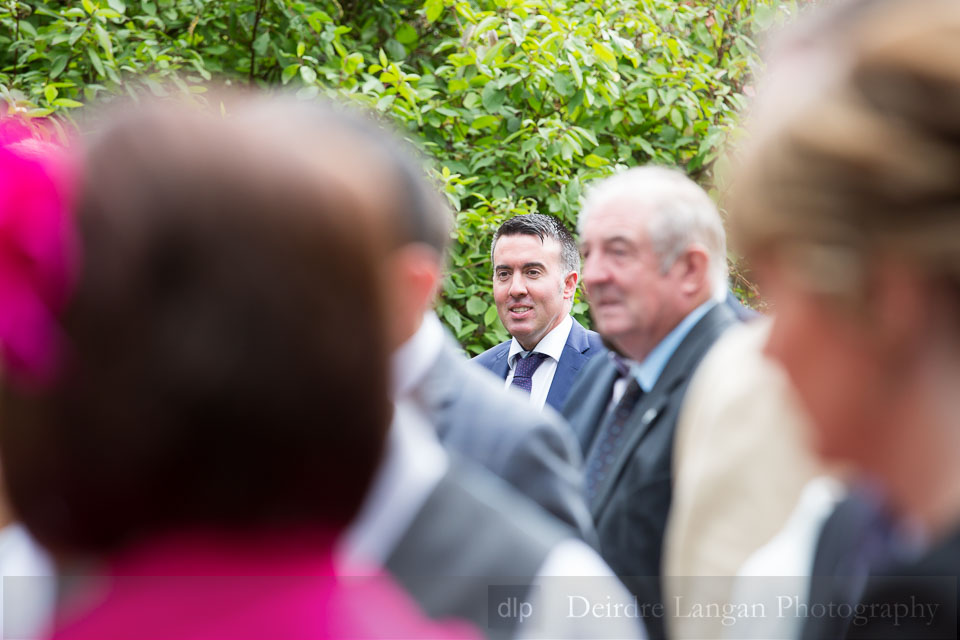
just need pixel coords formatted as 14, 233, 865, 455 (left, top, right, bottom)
413, 338, 597, 543
801, 495, 959, 640
562, 303, 737, 639
473, 317, 605, 412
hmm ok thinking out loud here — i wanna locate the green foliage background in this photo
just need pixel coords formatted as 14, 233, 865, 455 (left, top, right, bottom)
1, 0, 806, 353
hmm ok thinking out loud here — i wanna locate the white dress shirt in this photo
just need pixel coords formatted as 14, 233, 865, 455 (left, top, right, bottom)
504, 315, 573, 410
339, 402, 645, 639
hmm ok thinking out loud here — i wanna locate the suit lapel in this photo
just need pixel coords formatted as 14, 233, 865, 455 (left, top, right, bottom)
589, 386, 668, 517
490, 342, 510, 379
589, 304, 737, 517
544, 320, 590, 412
572, 357, 620, 454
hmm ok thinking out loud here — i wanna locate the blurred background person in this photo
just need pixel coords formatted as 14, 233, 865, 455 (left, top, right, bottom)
564, 166, 738, 639
663, 319, 825, 640
0, 97, 474, 639
729, 1, 960, 637
0, 121, 65, 640
227, 99, 640, 640
659, 4, 882, 636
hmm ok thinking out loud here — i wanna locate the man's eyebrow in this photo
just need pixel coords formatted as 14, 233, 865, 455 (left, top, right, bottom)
581, 236, 632, 250
494, 261, 547, 271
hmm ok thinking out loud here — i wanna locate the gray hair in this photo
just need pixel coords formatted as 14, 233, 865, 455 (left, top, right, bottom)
579, 166, 729, 301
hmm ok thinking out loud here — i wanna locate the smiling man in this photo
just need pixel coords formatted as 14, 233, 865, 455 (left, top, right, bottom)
474, 214, 604, 412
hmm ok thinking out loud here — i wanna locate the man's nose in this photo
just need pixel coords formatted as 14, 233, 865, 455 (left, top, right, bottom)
581, 253, 608, 288
508, 272, 528, 297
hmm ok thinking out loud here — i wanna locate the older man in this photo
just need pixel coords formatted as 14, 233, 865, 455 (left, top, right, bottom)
474, 214, 604, 412
564, 167, 738, 639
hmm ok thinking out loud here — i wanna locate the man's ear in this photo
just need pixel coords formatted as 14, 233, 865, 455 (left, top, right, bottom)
866, 260, 931, 366
674, 243, 711, 297
562, 270, 579, 300
385, 244, 443, 348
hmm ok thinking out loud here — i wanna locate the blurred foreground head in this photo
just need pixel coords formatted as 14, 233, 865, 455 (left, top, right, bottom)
730, 1, 960, 529
0, 94, 396, 556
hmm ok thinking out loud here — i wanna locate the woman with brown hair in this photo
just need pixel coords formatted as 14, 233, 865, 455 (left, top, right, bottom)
729, 2, 960, 637
0, 97, 474, 638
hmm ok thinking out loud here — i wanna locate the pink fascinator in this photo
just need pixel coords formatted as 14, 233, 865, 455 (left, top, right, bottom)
0, 117, 79, 388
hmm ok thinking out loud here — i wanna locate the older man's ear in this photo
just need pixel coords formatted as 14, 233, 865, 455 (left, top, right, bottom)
673, 244, 712, 300
385, 243, 443, 349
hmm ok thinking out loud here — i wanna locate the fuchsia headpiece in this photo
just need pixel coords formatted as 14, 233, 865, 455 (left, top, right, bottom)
0, 117, 79, 389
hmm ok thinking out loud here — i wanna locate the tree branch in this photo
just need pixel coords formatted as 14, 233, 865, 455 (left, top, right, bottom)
248, 0, 266, 84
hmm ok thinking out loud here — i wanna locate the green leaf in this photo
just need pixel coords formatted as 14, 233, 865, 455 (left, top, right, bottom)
53, 98, 84, 108
465, 296, 486, 316
568, 53, 583, 88
592, 42, 617, 67
484, 304, 500, 327
50, 55, 69, 79
107, 0, 126, 13
82, 0, 96, 15
636, 137, 656, 157
87, 46, 105, 77
471, 114, 499, 130
753, 5, 778, 30
385, 38, 406, 61
442, 306, 462, 334
94, 23, 114, 60
281, 64, 300, 85
296, 42, 305, 58
424, 0, 444, 23
552, 73, 574, 97
341, 53, 364, 75
670, 107, 684, 130
378, 48, 388, 67
299, 65, 317, 84
253, 31, 270, 56
306, 10, 332, 31
395, 23, 419, 45
584, 154, 608, 168
44, 86, 59, 103
481, 83, 505, 112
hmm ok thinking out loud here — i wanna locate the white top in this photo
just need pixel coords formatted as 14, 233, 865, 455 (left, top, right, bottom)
724, 476, 847, 640
504, 315, 573, 411
339, 402, 645, 639
0, 524, 56, 639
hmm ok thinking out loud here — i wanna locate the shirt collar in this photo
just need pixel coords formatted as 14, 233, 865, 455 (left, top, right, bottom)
631, 300, 717, 393
507, 315, 573, 370
391, 312, 444, 399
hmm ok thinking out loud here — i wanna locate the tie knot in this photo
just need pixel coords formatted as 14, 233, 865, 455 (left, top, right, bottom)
609, 353, 633, 378
514, 351, 549, 378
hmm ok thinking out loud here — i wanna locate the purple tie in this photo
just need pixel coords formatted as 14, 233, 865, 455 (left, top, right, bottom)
584, 377, 643, 502
510, 352, 549, 393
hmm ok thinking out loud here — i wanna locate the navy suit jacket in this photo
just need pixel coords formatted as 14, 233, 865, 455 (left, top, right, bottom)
472, 318, 605, 412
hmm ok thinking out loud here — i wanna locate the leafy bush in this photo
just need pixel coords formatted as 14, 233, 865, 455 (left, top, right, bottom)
1, 0, 806, 352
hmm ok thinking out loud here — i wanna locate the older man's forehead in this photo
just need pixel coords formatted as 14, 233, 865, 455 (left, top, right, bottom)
581, 202, 651, 239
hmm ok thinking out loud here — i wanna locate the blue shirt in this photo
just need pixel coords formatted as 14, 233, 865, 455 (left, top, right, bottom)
631, 300, 717, 393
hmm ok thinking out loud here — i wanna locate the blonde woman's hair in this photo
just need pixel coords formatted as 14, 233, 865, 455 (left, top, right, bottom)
729, 0, 960, 294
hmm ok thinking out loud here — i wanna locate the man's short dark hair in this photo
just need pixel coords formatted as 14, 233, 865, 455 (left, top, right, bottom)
491, 214, 580, 275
